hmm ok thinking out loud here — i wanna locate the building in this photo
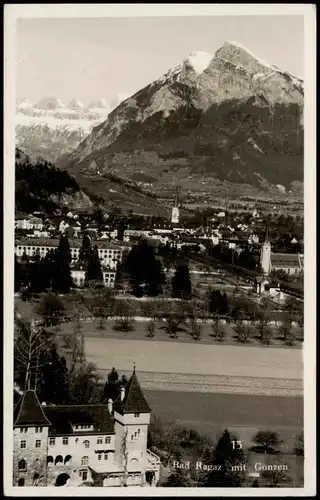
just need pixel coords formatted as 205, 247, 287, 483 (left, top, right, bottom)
13, 370, 160, 488
259, 229, 303, 276
15, 238, 130, 270
71, 263, 116, 288
15, 217, 44, 231
171, 188, 180, 226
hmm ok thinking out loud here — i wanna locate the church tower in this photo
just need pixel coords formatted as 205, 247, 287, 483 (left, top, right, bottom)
259, 225, 271, 275
113, 368, 152, 486
171, 187, 180, 226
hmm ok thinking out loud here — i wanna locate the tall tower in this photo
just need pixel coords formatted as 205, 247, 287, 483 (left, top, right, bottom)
259, 225, 271, 275
113, 369, 152, 485
13, 390, 51, 486
171, 187, 180, 226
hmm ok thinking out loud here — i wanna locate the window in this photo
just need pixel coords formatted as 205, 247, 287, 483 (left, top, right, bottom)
35, 427, 43, 433
20, 427, 27, 433
18, 459, 27, 471
18, 478, 25, 486
97, 437, 103, 445
134, 413, 140, 418
83, 440, 90, 448
62, 437, 69, 445
49, 437, 55, 446
81, 456, 89, 466
137, 429, 140, 435
104, 453, 108, 460
35, 440, 41, 448
98, 453, 102, 461
105, 436, 111, 444
131, 435, 134, 441
79, 470, 88, 481
20, 440, 26, 449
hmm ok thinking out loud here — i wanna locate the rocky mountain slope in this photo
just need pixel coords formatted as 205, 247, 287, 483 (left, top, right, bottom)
15, 148, 93, 214
15, 148, 163, 216
60, 41, 303, 194
15, 95, 129, 162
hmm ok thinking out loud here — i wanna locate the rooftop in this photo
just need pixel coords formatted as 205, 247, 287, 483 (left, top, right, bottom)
113, 370, 151, 415
44, 405, 115, 436
271, 253, 302, 268
15, 238, 129, 250
14, 390, 52, 427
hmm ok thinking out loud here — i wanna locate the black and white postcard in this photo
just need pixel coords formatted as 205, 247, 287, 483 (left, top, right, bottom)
4, 4, 316, 496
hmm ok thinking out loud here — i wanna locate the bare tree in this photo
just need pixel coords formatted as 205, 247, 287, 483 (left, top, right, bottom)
113, 300, 135, 333
210, 314, 226, 342
235, 322, 253, 344
257, 297, 273, 343
146, 320, 156, 338
14, 317, 52, 390
161, 302, 185, 339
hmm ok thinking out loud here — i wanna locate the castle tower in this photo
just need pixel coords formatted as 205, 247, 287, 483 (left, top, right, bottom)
113, 368, 151, 486
259, 225, 271, 275
13, 390, 51, 487
171, 187, 180, 226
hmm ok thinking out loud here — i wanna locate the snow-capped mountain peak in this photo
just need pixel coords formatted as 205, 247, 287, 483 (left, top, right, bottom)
183, 51, 213, 74
88, 98, 109, 109
223, 40, 275, 70
68, 98, 85, 110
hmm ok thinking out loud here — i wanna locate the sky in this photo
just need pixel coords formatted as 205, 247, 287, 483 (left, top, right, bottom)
16, 15, 304, 106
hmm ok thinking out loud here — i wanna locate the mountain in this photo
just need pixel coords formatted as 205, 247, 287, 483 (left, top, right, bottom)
15, 95, 129, 162
15, 147, 94, 214
60, 41, 303, 197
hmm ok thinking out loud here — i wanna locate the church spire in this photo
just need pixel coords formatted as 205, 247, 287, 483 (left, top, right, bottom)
174, 186, 179, 208
264, 223, 269, 242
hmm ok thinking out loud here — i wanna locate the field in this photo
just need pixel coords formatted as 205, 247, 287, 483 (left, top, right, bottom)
145, 390, 303, 449
83, 336, 303, 397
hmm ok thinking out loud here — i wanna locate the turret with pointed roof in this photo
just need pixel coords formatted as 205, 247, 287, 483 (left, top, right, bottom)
14, 390, 51, 428
113, 368, 151, 415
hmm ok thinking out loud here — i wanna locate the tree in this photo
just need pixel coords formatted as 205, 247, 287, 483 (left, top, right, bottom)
293, 433, 304, 456
161, 302, 185, 339
252, 430, 283, 454
205, 429, 246, 487
113, 300, 135, 333
14, 255, 22, 293
257, 297, 273, 343
85, 245, 103, 287
261, 467, 291, 487
103, 367, 128, 402
68, 358, 101, 404
146, 320, 156, 338
163, 449, 192, 487
14, 317, 52, 391
117, 220, 125, 241
235, 322, 253, 344
37, 345, 70, 404
52, 233, 73, 293
87, 289, 115, 330
79, 233, 92, 264
172, 264, 192, 300
211, 316, 226, 342
35, 292, 66, 327
124, 240, 165, 297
